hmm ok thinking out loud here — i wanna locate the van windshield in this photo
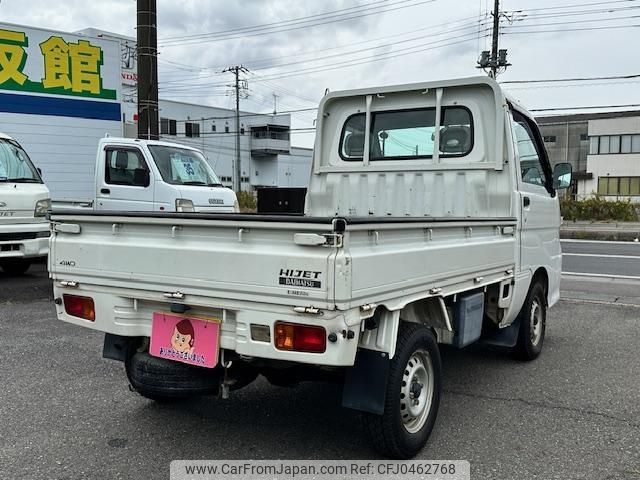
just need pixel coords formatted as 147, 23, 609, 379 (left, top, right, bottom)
148, 145, 222, 186
0, 139, 43, 183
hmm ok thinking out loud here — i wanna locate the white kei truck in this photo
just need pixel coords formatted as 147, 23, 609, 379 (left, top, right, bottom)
0, 133, 50, 275
52, 137, 238, 214
49, 77, 572, 459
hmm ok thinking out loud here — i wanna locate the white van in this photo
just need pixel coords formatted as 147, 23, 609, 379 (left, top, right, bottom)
0, 133, 50, 274
53, 137, 237, 213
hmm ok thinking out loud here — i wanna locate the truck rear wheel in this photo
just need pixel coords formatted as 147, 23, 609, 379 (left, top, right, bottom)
363, 323, 441, 459
513, 281, 546, 361
0, 259, 31, 275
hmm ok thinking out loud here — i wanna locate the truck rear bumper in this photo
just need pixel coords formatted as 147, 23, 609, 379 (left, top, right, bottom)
52, 285, 361, 367
0, 223, 50, 259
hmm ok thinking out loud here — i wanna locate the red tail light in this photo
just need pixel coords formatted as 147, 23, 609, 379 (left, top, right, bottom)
275, 322, 326, 353
63, 294, 95, 321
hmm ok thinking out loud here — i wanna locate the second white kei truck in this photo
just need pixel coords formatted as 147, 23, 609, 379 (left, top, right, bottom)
52, 137, 238, 214
0, 133, 50, 274
49, 77, 571, 458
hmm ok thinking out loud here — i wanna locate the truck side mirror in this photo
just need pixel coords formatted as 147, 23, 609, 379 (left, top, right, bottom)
552, 163, 572, 190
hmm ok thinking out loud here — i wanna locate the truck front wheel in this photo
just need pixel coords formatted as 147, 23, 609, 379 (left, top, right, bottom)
0, 259, 31, 275
363, 323, 442, 459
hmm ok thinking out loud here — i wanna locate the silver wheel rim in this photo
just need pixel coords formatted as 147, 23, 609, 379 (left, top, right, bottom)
400, 349, 434, 434
530, 299, 543, 346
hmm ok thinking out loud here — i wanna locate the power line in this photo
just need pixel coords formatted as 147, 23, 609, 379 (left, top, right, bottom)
160, 0, 393, 42
159, 14, 485, 81
159, 19, 488, 90
160, 0, 437, 47
501, 74, 640, 84
502, 23, 640, 34
159, 30, 490, 92
530, 103, 640, 112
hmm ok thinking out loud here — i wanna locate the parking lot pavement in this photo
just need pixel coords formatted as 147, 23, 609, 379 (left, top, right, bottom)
1, 291, 638, 480
0, 261, 51, 304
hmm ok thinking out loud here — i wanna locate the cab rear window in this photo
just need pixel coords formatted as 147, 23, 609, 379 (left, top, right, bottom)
340, 106, 473, 161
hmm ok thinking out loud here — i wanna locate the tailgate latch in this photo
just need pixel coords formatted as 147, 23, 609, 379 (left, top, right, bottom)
163, 291, 185, 300
294, 233, 343, 248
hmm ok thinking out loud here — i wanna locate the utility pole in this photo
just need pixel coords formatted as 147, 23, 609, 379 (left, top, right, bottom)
223, 65, 248, 192
272, 93, 279, 115
137, 0, 159, 139
489, 0, 500, 78
477, 0, 511, 78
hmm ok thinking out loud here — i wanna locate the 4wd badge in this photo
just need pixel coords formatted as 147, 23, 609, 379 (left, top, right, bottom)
279, 269, 322, 288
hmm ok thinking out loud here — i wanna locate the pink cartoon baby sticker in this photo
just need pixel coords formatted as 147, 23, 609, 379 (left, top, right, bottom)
171, 319, 195, 355
149, 312, 220, 368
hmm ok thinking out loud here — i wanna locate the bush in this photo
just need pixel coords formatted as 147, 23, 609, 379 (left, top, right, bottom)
560, 196, 639, 222
236, 190, 256, 212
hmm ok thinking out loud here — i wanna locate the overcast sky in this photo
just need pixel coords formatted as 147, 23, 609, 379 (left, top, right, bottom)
2, 0, 639, 147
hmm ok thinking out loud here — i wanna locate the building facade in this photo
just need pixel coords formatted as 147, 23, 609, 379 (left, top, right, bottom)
537, 111, 640, 200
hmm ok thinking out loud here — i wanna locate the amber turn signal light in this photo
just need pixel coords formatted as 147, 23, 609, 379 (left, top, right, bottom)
275, 321, 326, 353
63, 294, 95, 322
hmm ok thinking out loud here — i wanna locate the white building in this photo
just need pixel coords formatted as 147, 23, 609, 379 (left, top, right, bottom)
581, 115, 640, 201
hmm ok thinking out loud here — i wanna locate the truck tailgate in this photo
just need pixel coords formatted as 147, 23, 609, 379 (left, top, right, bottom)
49, 213, 339, 309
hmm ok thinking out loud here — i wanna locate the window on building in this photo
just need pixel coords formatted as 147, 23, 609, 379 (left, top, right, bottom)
633, 135, 640, 153
621, 135, 632, 153
185, 122, 200, 138
589, 136, 599, 154
543, 135, 556, 143
212, 122, 216, 132
609, 135, 621, 154
160, 118, 177, 136
580, 133, 589, 141
241, 176, 249, 183
599, 136, 610, 154
597, 176, 640, 196
240, 124, 245, 135
225, 124, 230, 133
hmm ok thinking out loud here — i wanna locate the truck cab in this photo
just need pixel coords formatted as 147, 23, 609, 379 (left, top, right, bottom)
53, 138, 238, 213
0, 133, 50, 274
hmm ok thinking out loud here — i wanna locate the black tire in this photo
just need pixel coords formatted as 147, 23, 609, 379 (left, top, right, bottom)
363, 323, 442, 459
0, 259, 31, 275
513, 281, 546, 361
125, 349, 221, 402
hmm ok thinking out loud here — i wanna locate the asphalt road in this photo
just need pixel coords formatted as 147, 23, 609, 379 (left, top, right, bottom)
562, 239, 640, 279
1, 264, 639, 479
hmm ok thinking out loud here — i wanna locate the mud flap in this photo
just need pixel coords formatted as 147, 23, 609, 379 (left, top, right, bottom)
342, 348, 390, 415
479, 317, 521, 348
103, 333, 136, 362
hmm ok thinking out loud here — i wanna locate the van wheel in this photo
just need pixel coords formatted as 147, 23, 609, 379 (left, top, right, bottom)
0, 259, 31, 275
513, 281, 546, 361
363, 323, 441, 459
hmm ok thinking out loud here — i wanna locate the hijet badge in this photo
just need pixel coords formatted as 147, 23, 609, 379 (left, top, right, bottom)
278, 268, 322, 288
149, 313, 220, 368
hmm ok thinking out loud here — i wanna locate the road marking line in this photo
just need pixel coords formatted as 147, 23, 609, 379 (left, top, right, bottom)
562, 253, 640, 259
562, 271, 640, 280
560, 297, 640, 308
561, 239, 639, 245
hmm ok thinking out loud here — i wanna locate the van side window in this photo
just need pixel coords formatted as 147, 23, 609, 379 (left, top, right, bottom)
340, 107, 473, 161
512, 111, 548, 188
105, 148, 150, 187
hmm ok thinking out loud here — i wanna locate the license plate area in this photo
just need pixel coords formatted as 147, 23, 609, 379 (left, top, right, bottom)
149, 312, 221, 368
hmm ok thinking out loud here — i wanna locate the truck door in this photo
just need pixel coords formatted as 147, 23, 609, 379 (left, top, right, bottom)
96, 146, 154, 211
511, 109, 562, 304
